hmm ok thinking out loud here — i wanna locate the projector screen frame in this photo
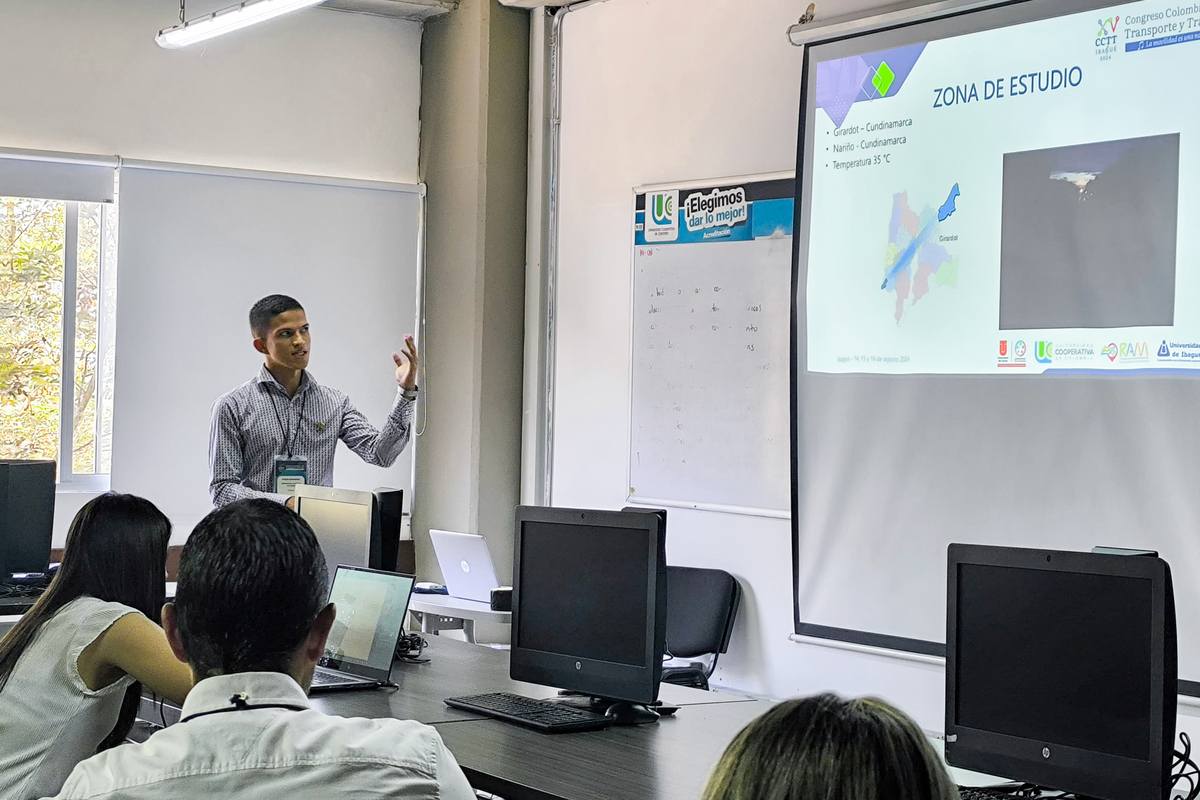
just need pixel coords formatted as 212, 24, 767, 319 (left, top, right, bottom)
788, 0, 1200, 697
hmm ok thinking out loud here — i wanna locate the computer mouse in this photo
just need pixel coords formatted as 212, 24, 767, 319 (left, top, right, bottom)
414, 581, 448, 594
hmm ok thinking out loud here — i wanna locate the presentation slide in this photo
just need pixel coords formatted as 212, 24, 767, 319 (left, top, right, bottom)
806, 1, 1200, 375
793, 0, 1200, 692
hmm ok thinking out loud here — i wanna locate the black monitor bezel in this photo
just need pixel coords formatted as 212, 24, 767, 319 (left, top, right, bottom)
945, 544, 1175, 799
510, 505, 666, 705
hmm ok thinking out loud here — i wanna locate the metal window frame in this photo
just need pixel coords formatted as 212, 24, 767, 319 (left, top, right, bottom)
56, 199, 112, 489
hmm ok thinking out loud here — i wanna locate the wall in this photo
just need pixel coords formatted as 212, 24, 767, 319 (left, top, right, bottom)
0, 0, 421, 182
549, 0, 1200, 737
0, 0, 424, 543
414, 0, 528, 606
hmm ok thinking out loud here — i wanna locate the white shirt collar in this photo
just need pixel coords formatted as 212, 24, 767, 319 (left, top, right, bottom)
180, 672, 311, 721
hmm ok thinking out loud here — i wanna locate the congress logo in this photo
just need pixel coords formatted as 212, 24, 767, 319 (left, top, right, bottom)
1096, 16, 1120, 47
1095, 15, 1120, 60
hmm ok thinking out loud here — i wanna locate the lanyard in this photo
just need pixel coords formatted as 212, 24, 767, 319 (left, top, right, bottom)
267, 386, 308, 458
181, 692, 306, 724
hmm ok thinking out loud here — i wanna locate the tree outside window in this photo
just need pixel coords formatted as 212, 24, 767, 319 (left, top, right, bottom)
0, 194, 117, 484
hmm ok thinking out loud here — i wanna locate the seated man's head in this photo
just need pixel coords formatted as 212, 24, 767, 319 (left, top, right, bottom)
163, 499, 334, 689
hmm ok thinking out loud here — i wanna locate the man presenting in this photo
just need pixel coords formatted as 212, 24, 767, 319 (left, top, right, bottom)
208, 294, 418, 508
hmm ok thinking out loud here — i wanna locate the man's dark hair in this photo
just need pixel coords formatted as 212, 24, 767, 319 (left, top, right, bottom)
174, 499, 328, 678
249, 294, 304, 339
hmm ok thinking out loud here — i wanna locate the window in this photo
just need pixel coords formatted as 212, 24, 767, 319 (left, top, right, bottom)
0, 193, 118, 487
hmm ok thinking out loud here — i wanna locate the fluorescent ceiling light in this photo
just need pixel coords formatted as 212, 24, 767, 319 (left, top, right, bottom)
156, 0, 324, 49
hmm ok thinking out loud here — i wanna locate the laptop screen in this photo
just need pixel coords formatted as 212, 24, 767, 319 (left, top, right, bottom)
323, 566, 415, 673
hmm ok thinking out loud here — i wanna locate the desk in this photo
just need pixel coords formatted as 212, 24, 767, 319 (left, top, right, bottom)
130, 635, 1006, 800
438, 698, 774, 800
139, 635, 753, 730
408, 593, 511, 645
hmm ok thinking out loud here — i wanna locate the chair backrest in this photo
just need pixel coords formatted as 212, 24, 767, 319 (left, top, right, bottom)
664, 566, 741, 659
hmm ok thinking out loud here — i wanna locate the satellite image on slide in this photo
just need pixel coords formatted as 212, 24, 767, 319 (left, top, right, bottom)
882, 183, 961, 324
999, 134, 1179, 330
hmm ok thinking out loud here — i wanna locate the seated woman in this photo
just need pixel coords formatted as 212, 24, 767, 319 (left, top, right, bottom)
0, 493, 193, 800
703, 693, 959, 800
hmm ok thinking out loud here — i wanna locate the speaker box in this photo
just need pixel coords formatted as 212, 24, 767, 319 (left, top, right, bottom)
374, 488, 405, 572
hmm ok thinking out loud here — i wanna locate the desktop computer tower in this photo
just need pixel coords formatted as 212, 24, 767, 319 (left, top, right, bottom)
374, 489, 412, 573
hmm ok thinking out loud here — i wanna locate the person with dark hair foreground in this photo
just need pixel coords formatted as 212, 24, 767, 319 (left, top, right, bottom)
702, 693, 960, 800
49, 499, 473, 800
208, 293, 419, 508
0, 494, 191, 800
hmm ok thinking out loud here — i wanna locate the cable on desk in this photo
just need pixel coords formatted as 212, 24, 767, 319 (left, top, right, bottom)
395, 632, 430, 663
1174, 732, 1200, 800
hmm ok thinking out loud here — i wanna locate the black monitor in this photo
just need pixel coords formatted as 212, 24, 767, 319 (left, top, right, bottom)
0, 460, 55, 580
511, 506, 667, 717
946, 544, 1176, 800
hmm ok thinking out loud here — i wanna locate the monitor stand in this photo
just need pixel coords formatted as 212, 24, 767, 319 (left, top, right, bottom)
556, 691, 677, 725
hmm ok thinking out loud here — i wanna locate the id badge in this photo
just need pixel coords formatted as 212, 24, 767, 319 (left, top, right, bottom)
274, 455, 308, 496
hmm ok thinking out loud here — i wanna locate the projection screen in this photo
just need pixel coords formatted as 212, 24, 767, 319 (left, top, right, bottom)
792, 0, 1200, 692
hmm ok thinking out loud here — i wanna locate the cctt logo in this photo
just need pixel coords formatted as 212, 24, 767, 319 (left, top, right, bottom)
1096, 15, 1120, 47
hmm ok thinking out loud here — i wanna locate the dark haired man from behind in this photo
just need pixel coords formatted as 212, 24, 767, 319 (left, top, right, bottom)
48, 500, 474, 800
208, 294, 419, 509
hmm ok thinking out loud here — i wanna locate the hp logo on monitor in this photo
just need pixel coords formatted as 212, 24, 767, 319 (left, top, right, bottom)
575, 661, 582, 670
1042, 747, 1051, 760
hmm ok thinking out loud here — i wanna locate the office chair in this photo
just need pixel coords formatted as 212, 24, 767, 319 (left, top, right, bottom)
660, 566, 741, 691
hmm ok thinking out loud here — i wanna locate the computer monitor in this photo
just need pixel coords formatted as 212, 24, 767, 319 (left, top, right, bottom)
0, 460, 55, 580
294, 486, 382, 579
510, 506, 667, 712
946, 544, 1176, 800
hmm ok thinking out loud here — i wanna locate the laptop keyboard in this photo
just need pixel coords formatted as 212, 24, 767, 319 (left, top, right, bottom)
957, 788, 1027, 799
444, 692, 612, 733
311, 668, 368, 687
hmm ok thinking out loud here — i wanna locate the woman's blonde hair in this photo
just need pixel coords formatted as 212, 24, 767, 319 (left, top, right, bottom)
702, 693, 960, 800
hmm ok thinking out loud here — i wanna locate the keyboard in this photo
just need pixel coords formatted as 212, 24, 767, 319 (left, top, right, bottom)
310, 668, 374, 688
957, 788, 1025, 799
0, 587, 42, 615
311, 670, 342, 687
444, 692, 612, 733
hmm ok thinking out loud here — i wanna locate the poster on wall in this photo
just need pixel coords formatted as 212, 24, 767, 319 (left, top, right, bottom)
628, 173, 794, 517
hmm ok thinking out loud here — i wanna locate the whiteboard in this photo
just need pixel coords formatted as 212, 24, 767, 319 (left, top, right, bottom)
628, 173, 794, 517
113, 161, 421, 538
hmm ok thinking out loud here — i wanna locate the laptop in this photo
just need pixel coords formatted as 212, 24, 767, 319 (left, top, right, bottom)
430, 529, 500, 603
310, 565, 415, 693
